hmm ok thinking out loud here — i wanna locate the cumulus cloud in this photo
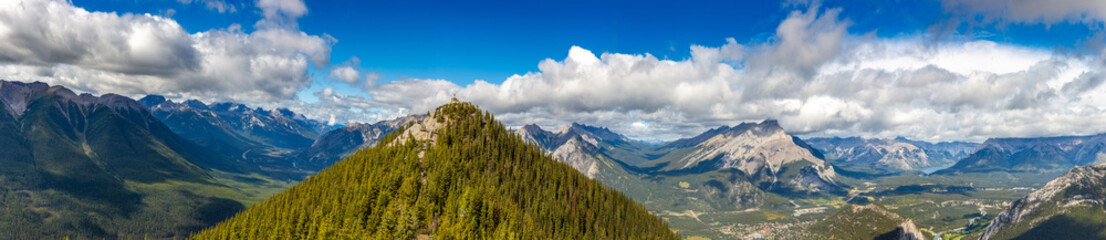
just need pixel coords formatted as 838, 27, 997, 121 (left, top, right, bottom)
0, 0, 330, 103
330, 66, 361, 84
344, 6, 1106, 143
256, 0, 308, 29
326, 56, 381, 91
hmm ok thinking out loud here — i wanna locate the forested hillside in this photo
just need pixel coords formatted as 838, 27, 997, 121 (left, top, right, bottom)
0, 80, 292, 239
193, 102, 677, 239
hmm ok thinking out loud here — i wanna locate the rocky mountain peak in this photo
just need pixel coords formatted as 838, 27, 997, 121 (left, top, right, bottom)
722, 119, 784, 138
137, 94, 168, 107
552, 135, 603, 178
669, 119, 839, 192
183, 99, 209, 110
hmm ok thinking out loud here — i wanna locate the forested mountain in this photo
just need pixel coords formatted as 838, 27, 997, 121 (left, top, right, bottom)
805, 137, 978, 172
296, 114, 422, 170
937, 133, 1106, 175
139, 95, 331, 173
0, 80, 290, 239
193, 101, 677, 239
808, 203, 926, 240
981, 163, 1106, 240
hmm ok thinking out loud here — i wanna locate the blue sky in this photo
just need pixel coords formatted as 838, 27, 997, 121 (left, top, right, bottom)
5, 0, 1106, 142
75, 0, 1096, 87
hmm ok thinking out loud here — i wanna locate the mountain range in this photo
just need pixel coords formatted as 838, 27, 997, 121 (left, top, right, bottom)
0, 80, 289, 239
514, 119, 844, 220
138, 95, 332, 175
7, 79, 1106, 239
806, 137, 978, 172
937, 134, 1106, 175
295, 114, 422, 170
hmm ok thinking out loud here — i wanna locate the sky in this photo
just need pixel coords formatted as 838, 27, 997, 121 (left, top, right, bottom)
2, 0, 1106, 143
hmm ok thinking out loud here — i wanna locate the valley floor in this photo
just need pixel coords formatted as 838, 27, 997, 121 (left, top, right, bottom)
659, 171, 1057, 240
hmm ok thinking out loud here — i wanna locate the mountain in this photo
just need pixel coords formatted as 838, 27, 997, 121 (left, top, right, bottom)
805, 137, 978, 172
139, 95, 332, 172
193, 101, 678, 239
980, 163, 1106, 240
296, 114, 422, 170
514, 123, 653, 178
517, 123, 656, 164
937, 133, 1106, 174
808, 203, 927, 240
646, 120, 841, 194
0, 80, 287, 239
516, 123, 769, 213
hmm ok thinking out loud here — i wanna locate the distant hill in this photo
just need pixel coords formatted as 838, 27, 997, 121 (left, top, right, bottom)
139, 95, 332, 174
0, 80, 289, 239
295, 114, 422, 170
937, 134, 1106, 175
808, 203, 926, 240
980, 163, 1106, 240
193, 101, 677, 239
805, 137, 977, 172
514, 122, 653, 178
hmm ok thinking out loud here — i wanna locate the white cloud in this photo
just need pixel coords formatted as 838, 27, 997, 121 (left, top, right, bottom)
0, 0, 332, 103
330, 66, 361, 84
326, 56, 382, 91
178, 0, 237, 13
347, 6, 1106, 143
256, 0, 308, 29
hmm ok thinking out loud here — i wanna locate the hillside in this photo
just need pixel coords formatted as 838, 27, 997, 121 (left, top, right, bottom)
0, 80, 291, 239
808, 204, 926, 240
980, 163, 1106, 240
193, 101, 677, 239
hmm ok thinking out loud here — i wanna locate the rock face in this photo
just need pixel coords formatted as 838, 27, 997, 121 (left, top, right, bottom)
939, 134, 1106, 174
806, 137, 978, 171
550, 137, 603, 178
298, 115, 422, 169
514, 123, 637, 178
664, 120, 840, 192
391, 112, 446, 145
809, 204, 926, 240
980, 163, 1106, 240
